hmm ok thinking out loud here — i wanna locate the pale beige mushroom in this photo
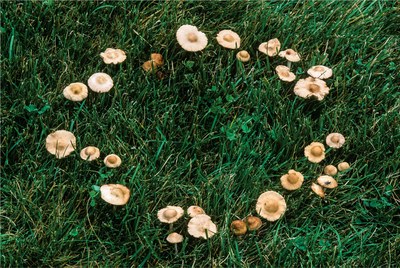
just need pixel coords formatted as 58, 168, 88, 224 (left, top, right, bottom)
258, 38, 281, 56
187, 206, 205, 218
166, 232, 183, 244
87, 73, 114, 93
80, 146, 100, 161
100, 184, 130, 205
294, 77, 330, 101
157, 206, 184, 224
236, 50, 250, 62
216, 29, 240, 49
176, 25, 208, 52
280, 169, 304, 190
317, 175, 338, 189
304, 142, 326, 163
104, 154, 122, 168
187, 214, 217, 239
100, 48, 127, 64
279, 49, 301, 65
324, 165, 338, 176
307, 65, 333, 79
338, 162, 350, 171
256, 191, 286, 222
230, 220, 247, 236
311, 183, 325, 198
275, 65, 296, 82
45, 130, 76, 159
326, 133, 346, 148
63, 82, 88, 101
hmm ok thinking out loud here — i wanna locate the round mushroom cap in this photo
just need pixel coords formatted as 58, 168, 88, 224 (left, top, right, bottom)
311, 183, 325, 198
150, 53, 164, 67
307, 65, 333, 79
187, 214, 217, 239
88, 72, 114, 93
45, 130, 76, 159
216, 29, 240, 49
63, 82, 88, 101
187, 205, 205, 218
278, 49, 301, 62
80, 146, 100, 161
280, 169, 304, 190
244, 216, 262, 231
326, 133, 346, 148
176, 25, 208, 52
338, 162, 350, 171
317, 175, 338, 189
166, 232, 184, 244
294, 77, 330, 101
256, 191, 286, 222
304, 142, 326, 163
100, 48, 127, 64
104, 154, 122, 168
258, 38, 281, 56
157, 206, 184, 224
230, 220, 247, 236
275, 65, 296, 82
142, 60, 157, 72
236, 50, 250, 62
324, 165, 338, 176
100, 184, 130, 205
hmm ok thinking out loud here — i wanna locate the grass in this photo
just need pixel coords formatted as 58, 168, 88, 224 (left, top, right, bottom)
1, 0, 399, 266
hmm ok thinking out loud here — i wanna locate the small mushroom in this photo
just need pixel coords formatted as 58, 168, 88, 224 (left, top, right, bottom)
317, 175, 338, 189
244, 216, 262, 231
187, 214, 217, 239
104, 154, 122, 168
294, 77, 330, 101
258, 38, 281, 57
324, 165, 338, 176
150, 53, 164, 67
63, 82, 88, 101
216, 30, 240, 49
87, 72, 114, 93
187, 205, 205, 218
80, 146, 100, 161
157, 206, 184, 231
338, 162, 350, 171
307, 65, 333, 79
278, 48, 301, 68
311, 183, 325, 198
326, 133, 345, 148
142, 60, 157, 72
166, 232, 183, 254
100, 48, 127, 64
230, 220, 247, 236
100, 184, 130, 205
280, 169, 304, 190
176, 25, 208, 52
275, 65, 296, 82
256, 191, 286, 222
304, 142, 326, 163
45, 130, 76, 159
236, 50, 250, 62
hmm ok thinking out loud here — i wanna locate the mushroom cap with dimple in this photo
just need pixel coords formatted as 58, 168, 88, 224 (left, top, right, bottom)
256, 191, 286, 222
304, 142, 326, 163
100, 48, 127, 64
324, 165, 338, 176
187, 214, 217, 239
88, 72, 114, 93
80, 146, 100, 161
307, 65, 333, 79
278, 49, 301, 62
166, 232, 184, 244
100, 184, 130, 205
338, 162, 350, 171
326, 133, 346, 148
244, 216, 262, 231
176, 25, 208, 52
258, 38, 281, 56
157, 206, 184, 224
311, 183, 325, 198
187, 205, 205, 218
216, 30, 241, 49
45, 130, 76, 159
294, 77, 330, 101
280, 169, 304, 190
63, 82, 88, 101
230, 220, 247, 236
236, 50, 250, 62
104, 154, 122, 168
275, 65, 296, 82
317, 175, 338, 189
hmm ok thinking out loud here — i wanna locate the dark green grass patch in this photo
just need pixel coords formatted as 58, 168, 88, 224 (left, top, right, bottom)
1, 0, 399, 267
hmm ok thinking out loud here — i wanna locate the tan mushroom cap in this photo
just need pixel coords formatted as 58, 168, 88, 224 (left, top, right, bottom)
304, 142, 326, 163
280, 169, 304, 190
294, 77, 330, 101
230, 220, 247, 236
307, 65, 333, 79
45, 130, 76, 159
63, 82, 88, 101
150, 53, 164, 67
236, 50, 250, 62
244, 216, 262, 231
216, 30, 240, 49
166, 232, 184, 244
88, 72, 114, 93
317, 175, 338, 189
256, 191, 286, 222
104, 154, 122, 168
176, 25, 208, 52
278, 49, 301, 62
275, 65, 296, 82
258, 38, 281, 56
324, 165, 338, 176
100, 184, 130, 205
100, 48, 127, 64
338, 162, 350, 171
142, 60, 157, 72
311, 183, 325, 198
326, 133, 346, 148
80, 146, 100, 161
187, 205, 205, 218
187, 214, 217, 239
157, 206, 184, 224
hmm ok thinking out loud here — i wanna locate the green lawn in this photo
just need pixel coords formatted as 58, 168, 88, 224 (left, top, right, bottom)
1, 0, 399, 267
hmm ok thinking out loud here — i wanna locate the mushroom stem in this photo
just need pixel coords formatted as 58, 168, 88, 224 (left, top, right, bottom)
287, 61, 292, 69
169, 223, 173, 232
174, 244, 178, 254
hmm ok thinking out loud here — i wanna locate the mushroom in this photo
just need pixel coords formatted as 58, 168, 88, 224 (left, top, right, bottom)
304, 142, 326, 163
166, 232, 184, 254
100, 184, 130, 205
338, 162, 350, 171
324, 165, 338, 176
258, 38, 281, 57
236, 50, 250, 62
311, 183, 325, 198
230, 220, 247, 236
45, 130, 76, 159
158, 206, 184, 231
63, 82, 88, 101
326, 133, 345, 148
100, 48, 127, 64
256, 191, 286, 222
280, 169, 304, 190
244, 216, 262, 231
187, 205, 205, 218
104, 154, 122, 168
142, 60, 157, 72
80, 146, 100, 161
150, 53, 164, 67
307, 65, 333, 79
187, 214, 217, 239
278, 48, 301, 68
216, 30, 240, 49
176, 25, 208, 52
275, 65, 296, 82
294, 77, 330, 101
317, 175, 338, 189
87, 72, 114, 93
